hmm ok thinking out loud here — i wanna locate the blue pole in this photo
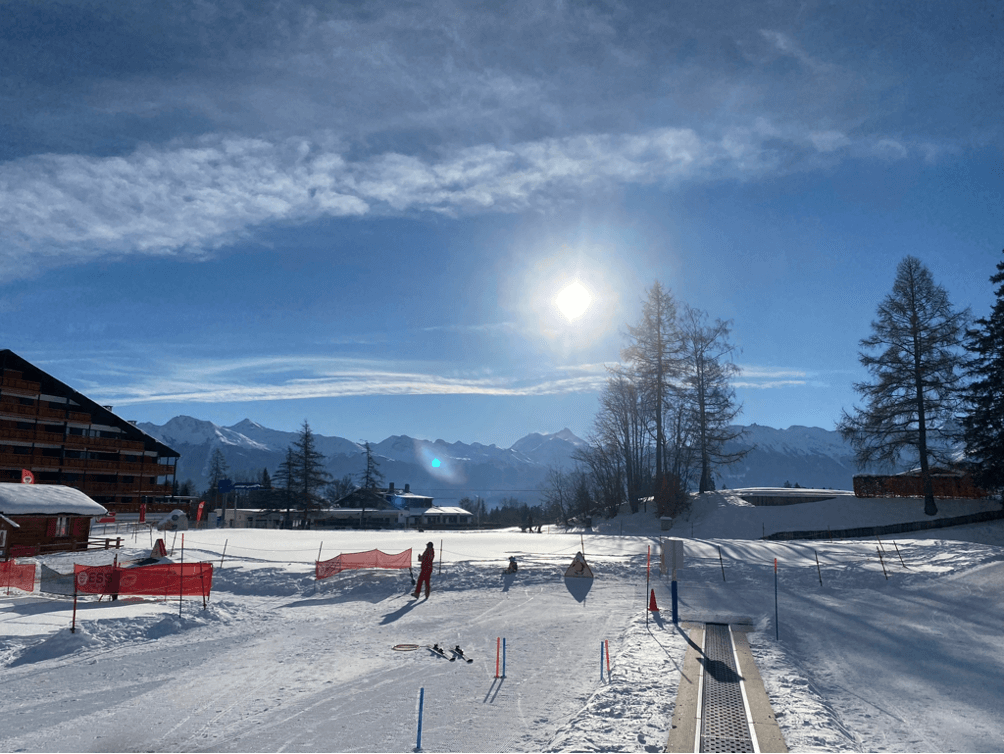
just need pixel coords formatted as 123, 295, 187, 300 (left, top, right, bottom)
774, 558, 779, 641
502, 638, 507, 677
671, 579, 678, 624
600, 641, 605, 681
416, 687, 424, 752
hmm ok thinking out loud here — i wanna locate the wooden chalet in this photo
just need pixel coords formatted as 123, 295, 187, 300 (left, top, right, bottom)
0, 350, 179, 515
0, 483, 108, 558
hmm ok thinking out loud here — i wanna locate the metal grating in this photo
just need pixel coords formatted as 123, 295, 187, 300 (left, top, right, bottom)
700, 623, 754, 753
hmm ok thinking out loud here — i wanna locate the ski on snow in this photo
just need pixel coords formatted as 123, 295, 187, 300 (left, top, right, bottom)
427, 644, 455, 661
450, 645, 474, 663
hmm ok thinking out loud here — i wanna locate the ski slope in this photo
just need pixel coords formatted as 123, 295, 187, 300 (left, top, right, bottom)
2, 491, 1004, 752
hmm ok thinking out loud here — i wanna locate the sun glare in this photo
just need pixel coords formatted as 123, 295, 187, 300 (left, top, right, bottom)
555, 281, 592, 321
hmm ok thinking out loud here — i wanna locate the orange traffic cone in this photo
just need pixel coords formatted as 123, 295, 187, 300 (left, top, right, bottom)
649, 589, 659, 612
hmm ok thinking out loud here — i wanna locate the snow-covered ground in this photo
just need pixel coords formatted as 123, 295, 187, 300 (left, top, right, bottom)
2, 491, 1003, 752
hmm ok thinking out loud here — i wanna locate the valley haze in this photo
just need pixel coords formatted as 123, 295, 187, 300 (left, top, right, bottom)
140, 416, 867, 505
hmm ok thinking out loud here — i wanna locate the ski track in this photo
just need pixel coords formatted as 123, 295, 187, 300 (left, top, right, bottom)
4, 510, 1004, 752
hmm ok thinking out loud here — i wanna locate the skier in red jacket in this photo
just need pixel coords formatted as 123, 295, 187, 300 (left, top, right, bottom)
412, 541, 435, 598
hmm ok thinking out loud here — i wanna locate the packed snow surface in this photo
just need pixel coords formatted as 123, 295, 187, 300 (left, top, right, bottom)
2, 491, 1004, 752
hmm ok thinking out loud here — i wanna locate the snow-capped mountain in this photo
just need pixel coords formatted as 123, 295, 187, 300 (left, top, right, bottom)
137, 417, 587, 505
138, 416, 877, 504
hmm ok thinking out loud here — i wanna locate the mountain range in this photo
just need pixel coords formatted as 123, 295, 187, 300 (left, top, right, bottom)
137, 417, 871, 506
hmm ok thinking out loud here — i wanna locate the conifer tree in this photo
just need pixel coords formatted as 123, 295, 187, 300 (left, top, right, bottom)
838, 256, 969, 515
621, 282, 683, 512
358, 442, 385, 490
678, 305, 747, 493
290, 420, 331, 525
962, 249, 1004, 503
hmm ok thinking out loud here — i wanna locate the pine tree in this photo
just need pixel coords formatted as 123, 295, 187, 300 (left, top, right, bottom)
962, 249, 1004, 503
290, 420, 331, 525
678, 305, 747, 493
838, 256, 969, 515
358, 442, 385, 490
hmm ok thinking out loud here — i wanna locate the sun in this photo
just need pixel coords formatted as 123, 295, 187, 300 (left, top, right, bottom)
555, 281, 592, 321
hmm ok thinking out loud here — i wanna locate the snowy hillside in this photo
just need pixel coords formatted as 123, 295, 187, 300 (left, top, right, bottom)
3, 493, 1004, 752
138, 417, 587, 503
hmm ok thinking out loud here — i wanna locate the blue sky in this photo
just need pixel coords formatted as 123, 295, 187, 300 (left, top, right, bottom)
1, 1, 1001, 447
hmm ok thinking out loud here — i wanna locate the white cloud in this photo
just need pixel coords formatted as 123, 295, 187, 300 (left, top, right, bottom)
83, 354, 610, 406
0, 122, 932, 277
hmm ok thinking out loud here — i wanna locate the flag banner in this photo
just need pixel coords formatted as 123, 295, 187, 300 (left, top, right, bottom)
316, 548, 412, 580
0, 559, 36, 592
139, 503, 146, 523
74, 562, 214, 597
196, 501, 205, 522
98, 513, 116, 523
21, 469, 34, 484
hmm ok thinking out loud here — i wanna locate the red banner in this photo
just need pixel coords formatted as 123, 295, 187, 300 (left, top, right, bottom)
21, 469, 34, 484
0, 560, 36, 592
74, 562, 214, 597
139, 503, 147, 523
316, 548, 412, 580
196, 501, 205, 522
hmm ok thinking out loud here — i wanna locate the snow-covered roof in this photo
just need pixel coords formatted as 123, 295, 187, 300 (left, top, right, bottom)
0, 484, 108, 517
409, 506, 472, 516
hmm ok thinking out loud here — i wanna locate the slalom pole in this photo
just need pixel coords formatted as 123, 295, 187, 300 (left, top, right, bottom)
814, 549, 823, 586
718, 546, 726, 582
600, 641, 605, 681
180, 533, 185, 617
439, 539, 442, 576
877, 546, 888, 580
317, 541, 323, 564
502, 637, 507, 678
645, 545, 650, 626
71, 577, 78, 633
774, 558, 779, 641
605, 640, 611, 678
893, 540, 907, 568
220, 539, 228, 570
496, 637, 501, 678
415, 687, 425, 752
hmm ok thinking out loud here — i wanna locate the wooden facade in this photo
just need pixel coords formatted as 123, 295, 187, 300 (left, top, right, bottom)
853, 468, 989, 499
1, 514, 93, 559
0, 350, 180, 515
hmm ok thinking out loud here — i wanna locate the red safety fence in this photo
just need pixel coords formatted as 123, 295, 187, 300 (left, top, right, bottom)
74, 562, 214, 598
316, 548, 412, 580
1, 559, 36, 592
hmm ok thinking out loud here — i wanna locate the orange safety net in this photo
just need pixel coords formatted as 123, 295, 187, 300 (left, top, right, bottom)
74, 562, 214, 598
316, 548, 412, 580
1, 559, 36, 592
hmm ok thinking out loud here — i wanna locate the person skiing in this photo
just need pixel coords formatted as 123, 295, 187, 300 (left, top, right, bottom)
413, 541, 435, 598
505, 556, 518, 574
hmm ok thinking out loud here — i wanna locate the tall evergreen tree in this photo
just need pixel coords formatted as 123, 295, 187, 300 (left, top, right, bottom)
290, 420, 331, 525
678, 305, 747, 493
962, 249, 1004, 503
621, 282, 683, 512
838, 256, 969, 515
358, 442, 385, 490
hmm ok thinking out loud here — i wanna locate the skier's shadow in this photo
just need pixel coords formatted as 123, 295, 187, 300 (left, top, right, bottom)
564, 577, 592, 603
501, 573, 516, 592
380, 598, 423, 624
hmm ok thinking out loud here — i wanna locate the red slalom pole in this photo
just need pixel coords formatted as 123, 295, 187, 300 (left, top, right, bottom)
495, 637, 501, 678
605, 640, 611, 677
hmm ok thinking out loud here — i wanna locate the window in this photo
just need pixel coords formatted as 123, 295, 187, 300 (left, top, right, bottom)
55, 516, 69, 537
0, 529, 6, 548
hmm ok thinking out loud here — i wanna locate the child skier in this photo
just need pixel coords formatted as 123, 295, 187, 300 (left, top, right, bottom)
413, 541, 435, 598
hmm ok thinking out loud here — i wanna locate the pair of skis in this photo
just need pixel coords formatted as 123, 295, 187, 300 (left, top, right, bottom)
427, 644, 473, 663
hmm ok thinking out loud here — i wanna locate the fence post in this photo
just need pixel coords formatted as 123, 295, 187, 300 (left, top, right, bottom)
814, 549, 823, 586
